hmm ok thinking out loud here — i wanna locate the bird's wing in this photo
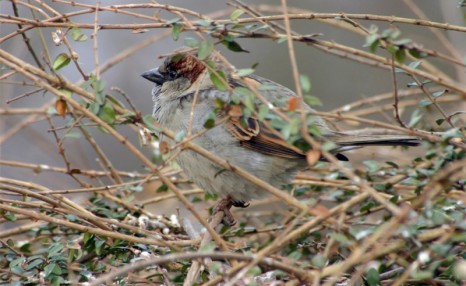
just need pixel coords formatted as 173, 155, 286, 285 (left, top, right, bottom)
225, 115, 307, 159
194, 77, 348, 161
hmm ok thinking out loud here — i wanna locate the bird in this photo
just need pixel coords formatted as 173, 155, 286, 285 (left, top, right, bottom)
141, 52, 420, 224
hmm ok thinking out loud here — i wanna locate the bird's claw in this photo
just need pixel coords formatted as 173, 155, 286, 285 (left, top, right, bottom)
212, 196, 250, 226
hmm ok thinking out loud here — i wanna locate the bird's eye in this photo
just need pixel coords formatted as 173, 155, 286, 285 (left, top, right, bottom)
167, 69, 178, 80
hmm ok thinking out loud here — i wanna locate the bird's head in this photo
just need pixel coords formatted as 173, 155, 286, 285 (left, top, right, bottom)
141, 53, 207, 100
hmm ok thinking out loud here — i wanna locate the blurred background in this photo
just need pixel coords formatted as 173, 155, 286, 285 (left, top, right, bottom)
1, 0, 465, 214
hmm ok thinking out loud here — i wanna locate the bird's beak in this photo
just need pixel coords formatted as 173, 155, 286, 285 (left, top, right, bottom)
141, 68, 165, 85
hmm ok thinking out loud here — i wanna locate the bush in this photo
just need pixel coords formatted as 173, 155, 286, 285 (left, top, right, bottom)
1, 1, 465, 285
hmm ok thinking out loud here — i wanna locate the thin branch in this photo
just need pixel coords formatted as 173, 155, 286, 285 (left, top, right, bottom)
391, 54, 406, 127
93, 1, 100, 79
10, 1, 44, 70
89, 251, 313, 286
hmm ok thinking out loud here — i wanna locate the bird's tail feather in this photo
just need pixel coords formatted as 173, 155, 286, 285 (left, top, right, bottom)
327, 128, 421, 149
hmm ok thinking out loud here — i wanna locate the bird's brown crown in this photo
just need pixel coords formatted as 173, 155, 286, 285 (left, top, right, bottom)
162, 54, 206, 83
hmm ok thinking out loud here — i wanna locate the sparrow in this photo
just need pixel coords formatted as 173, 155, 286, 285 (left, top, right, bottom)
142, 53, 419, 224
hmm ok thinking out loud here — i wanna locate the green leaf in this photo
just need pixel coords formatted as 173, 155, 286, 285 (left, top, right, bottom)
360, 200, 376, 212
409, 48, 424, 58
58, 89, 72, 98
195, 19, 212, 27
70, 27, 87, 42
430, 244, 451, 256
98, 102, 116, 125
247, 266, 262, 276
395, 49, 406, 63
52, 53, 71, 71
236, 68, 255, 77
441, 128, 461, 141
366, 268, 380, 286
374, 183, 387, 191
198, 40, 214, 60
432, 90, 447, 98
276, 35, 288, 44
386, 44, 398, 54
175, 130, 186, 142
184, 37, 198, 47
304, 95, 322, 106
44, 263, 58, 277
9, 257, 24, 268
90, 75, 106, 94
171, 24, 183, 41
222, 40, 249, 53
394, 38, 411, 46
329, 233, 352, 246
281, 117, 300, 140
83, 233, 93, 245
350, 227, 375, 240
3, 211, 16, 221
389, 196, 400, 205
311, 254, 327, 268
300, 74, 311, 93
321, 141, 337, 152
419, 99, 432, 107
230, 9, 244, 20
408, 109, 423, 127
130, 185, 143, 192
234, 87, 255, 111
365, 33, 379, 53
258, 104, 269, 121
411, 270, 433, 279
143, 114, 159, 132
94, 239, 105, 256
156, 184, 168, 193
203, 111, 216, 129
408, 61, 422, 69
48, 243, 64, 258
200, 241, 216, 252
363, 160, 381, 172
166, 17, 181, 25
25, 258, 44, 271
209, 70, 229, 91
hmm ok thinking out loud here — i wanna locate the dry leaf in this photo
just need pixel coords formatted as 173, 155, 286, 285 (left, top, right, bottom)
287, 97, 299, 111
51, 29, 63, 46
159, 141, 170, 155
306, 149, 321, 166
55, 99, 67, 117
310, 203, 331, 217
451, 137, 463, 144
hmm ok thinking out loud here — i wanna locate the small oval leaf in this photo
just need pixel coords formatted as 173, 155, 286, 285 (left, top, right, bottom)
52, 53, 71, 71
230, 9, 244, 21
198, 40, 214, 60
210, 70, 228, 91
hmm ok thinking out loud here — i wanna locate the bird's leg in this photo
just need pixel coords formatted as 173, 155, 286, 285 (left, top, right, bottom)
213, 196, 235, 226
213, 195, 249, 226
